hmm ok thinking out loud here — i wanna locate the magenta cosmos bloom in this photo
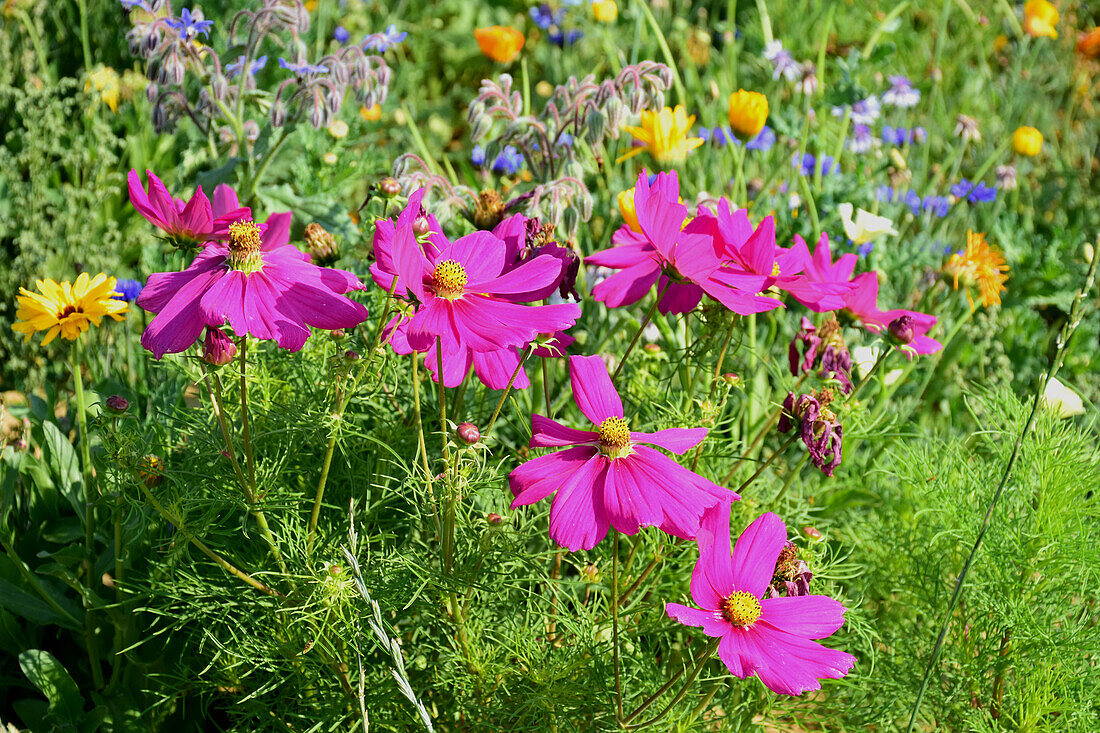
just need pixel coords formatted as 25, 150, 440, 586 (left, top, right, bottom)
509, 355, 737, 551
843, 272, 940, 355
666, 504, 856, 695
588, 171, 782, 316
128, 169, 249, 247
137, 213, 369, 357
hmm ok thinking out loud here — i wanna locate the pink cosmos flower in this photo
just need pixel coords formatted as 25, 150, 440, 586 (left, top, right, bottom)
843, 273, 940, 355
666, 504, 856, 695
128, 169, 249, 246
386, 213, 581, 358
588, 171, 782, 316
137, 213, 369, 358
509, 355, 737, 551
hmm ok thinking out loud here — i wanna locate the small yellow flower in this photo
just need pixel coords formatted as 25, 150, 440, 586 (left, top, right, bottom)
944, 231, 1009, 309
85, 65, 121, 112
728, 89, 769, 141
993, 34, 1009, 53
618, 105, 704, 164
360, 104, 381, 121
1023, 0, 1058, 39
474, 26, 525, 63
1012, 126, 1043, 156
328, 119, 349, 138
592, 0, 618, 22
617, 189, 640, 232
13, 273, 128, 345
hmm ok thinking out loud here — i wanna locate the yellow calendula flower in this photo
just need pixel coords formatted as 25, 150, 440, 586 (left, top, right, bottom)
728, 89, 768, 141
85, 65, 122, 112
617, 189, 640, 232
474, 26, 525, 63
618, 106, 704, 164
592, 0, 618, 22
944, 231, 1009, 309
1023, 0, 1058, 39
1012, 126, 1043, 156
360, 104, 381, 121
13, 273, 128, 345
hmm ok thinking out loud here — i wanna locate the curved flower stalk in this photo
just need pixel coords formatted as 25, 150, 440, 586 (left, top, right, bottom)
137, 201, 369, 357
666, 505, 855, 695
509, 355, 736, 551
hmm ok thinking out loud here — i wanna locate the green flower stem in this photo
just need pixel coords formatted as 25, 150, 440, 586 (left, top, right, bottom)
410, 354, 437, 533
612, 531, 624, 721
14, 8, 51, 80
437, 337, 450, 467
734, 431, 798, 495
848, 343, 891, 405
613, 280, 671, 384
767, 451, 809, 511
485, 345, 534, 435
724, 372, 807, 483
622, 637, 720, 729
825, 106, 851, 190
245, 127, 290, 205
70, 338, 104, 690
635, 0, 686, 105
908, 246, 1097, 732
0, 532, 82, 629
75, 0, 92, 71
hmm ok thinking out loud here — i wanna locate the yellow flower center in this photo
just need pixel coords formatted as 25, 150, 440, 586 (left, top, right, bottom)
227, 220, 263, 273
771, 262, 781, 277
598, 417, 632, 459
432, 260, 468, 300
721, 591, 762, 626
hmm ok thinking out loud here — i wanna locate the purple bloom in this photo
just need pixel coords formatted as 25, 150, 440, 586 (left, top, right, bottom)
333, 26, 350, 44
779, 391, 843, 477
549, 28, 583, 46
492, 146, 525, 174
278, 57, 329, 75
530, 4, 564, 29
876, 185, 894, 203
883, 75, 920, 108
471, 146, 487, 167
763, 40, 800, 82
951, 179, 996, 203
921, 195, 950, 217
731, 125, 774, 151
226, 54, 268, 78
793, 153, 837, 177
711, 126, 731, 147
857, 242, 875, 257
902, 191, 921, 216
833, 96, 880, 125
697, 126, 711, 142
119, 0, 147, 8
789, 317, 853, 394
362, 24, 407, 52
846, 123, 875, 154
764, 541, 814, 598
113, 278, 144, 302
165, 8, 213, 40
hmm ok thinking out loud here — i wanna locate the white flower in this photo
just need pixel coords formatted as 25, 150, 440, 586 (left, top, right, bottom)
839, 203, 897, 245
1041, 377, 1085, 418
852, 344, 901, 386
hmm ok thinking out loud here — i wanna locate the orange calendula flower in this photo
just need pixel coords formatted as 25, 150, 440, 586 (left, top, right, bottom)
475, 26, 525, 63
1012, 126, 1043, 156
1023, 0, 1058, 39
617, 105, 704, 164
13, 273, 128, 345
360, 104, 382, 121
728, 89, 769, 140
944, 231, 1009, 309
1077, 28, 1100, 59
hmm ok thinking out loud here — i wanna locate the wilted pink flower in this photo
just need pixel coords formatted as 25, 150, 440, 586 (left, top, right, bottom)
138, 214, 369, 357
666, 506, 855, 695
788, 316, 853, 393
779, 391, 843, 476
201, 327, 238, 365
128, 169, 249, 247
509, 355, 736, 551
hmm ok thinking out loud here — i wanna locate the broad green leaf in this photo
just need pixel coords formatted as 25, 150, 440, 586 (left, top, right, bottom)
41, 421, 85, 521
18, 649, 86, 723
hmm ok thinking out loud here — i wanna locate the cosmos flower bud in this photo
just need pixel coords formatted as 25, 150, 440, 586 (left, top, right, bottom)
803, 526, 822, 540
727, 89, 769, 141
379, 178, 401, 197
721, 372, 740, 386
887, 315, 915, 345
1012, 126, 1042, 157
105, 395, 130, 413
330, 329, 346, 340
457, 422, 481, 445
486, 512, 503, 526
202, 328, 238, 366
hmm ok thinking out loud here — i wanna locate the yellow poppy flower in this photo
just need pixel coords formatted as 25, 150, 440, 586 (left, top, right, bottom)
1012, 126, 1042, 156
618, 106, 704, 164
1023, 0, 1058, 39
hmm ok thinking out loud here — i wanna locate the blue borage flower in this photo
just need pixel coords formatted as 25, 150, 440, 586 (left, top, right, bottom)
362, 24, 407, 52
113, 278, 144, 302
333, 26, 350, 44
882, 126, 926, 146
951, 179, 997, 203
472, 145, 525, 174
165, 8, 213, 41
279, 57, 330, 75
226, 55, 268, 78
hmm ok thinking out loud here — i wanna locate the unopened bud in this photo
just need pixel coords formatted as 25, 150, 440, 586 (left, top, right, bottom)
643, 343, 661, 354
887, 315, 914, 345
330, 329, 346, 340
721, 372, 740, 385
379, 178, 401, 197
456, 422, 481, 445
803, 526, 822, 540
106, 395, 129, 413
486, 512, 503, 525
202, 328, 238, 366
412, 216, 430, 237
344, 349, 360, 362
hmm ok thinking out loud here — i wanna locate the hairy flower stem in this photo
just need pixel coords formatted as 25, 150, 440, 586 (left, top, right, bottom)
613, 281, 671, 384
71, 339, 104, 690
622, 637, 721, 729
135, 480, 279, 597
486, 345, 533, 435
907, 248, 1097, 732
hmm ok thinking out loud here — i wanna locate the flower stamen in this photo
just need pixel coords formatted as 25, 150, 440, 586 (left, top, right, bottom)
721, 591, 762, 627
227, 220, 263, 273
432, 259, 468, 300
598, 416, 632, 459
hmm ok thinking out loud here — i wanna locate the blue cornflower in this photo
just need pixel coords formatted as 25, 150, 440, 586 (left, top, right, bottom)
113, 278, 144, 302
166, 8, 213, 40
333, 26, 350, 44
744, 125, 775, 151
549, 28, 583, 46
792, 153, 837, 177
697, 126, 710, 142
902, 191, 921, 216
883, 75, 920, 108
362, 24, 407, 52
226, 54, 268, 78
847, 123, 875, 153
876, 185, 894, 203
711, 126, 731, 147
279, 57, 329, 75
921, 195, 950, 217
857, 242, 875, 257
530, 4, 564, 29
951, 179, 996, 203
